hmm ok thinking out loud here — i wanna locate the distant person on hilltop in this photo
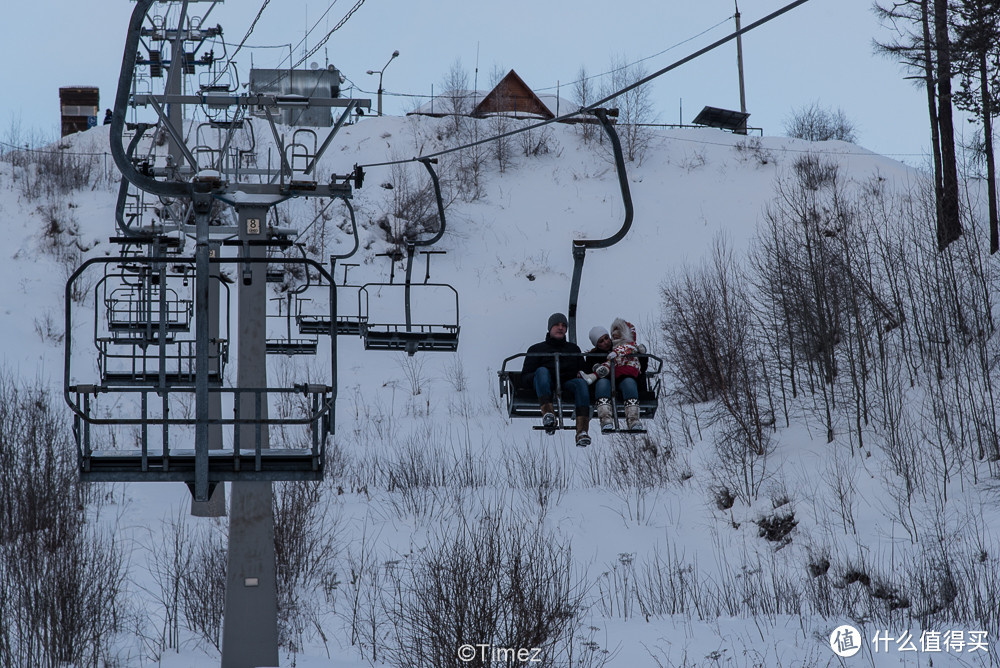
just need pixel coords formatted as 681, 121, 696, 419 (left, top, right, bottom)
520, 312, 592, 446
103, 109, 113, 125
580, 318, 646, 431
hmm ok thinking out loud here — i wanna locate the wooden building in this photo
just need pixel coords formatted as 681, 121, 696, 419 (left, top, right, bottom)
59, 87, 100, 136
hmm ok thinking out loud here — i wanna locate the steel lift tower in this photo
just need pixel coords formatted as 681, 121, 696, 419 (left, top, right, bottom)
64, 1, 370, 664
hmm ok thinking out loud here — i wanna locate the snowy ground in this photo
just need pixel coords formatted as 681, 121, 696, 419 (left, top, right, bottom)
2, 114, 998, 667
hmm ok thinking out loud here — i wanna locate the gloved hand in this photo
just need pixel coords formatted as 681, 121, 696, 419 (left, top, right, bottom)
636, 343, 647, 354
578, 371, 597, 385
606, 351, 618, 362
595, 364, 610, 378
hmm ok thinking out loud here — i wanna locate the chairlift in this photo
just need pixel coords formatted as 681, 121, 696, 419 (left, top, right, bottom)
198, 59, 236, 95
499, 109, 659, 432
66, 254, 338, 487
359, 159, 459, 355
85, 256, 231, 386
266, 293, 318, 355
195, 118, 257, 178
296, 269, 366, 336
289, 200, 367, 337
74, 0, 359, 498
497, 353, 662, 433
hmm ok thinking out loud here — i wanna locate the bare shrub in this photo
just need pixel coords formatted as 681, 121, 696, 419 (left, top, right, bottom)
141, 509, 195, 657
37, 200, 86, 263
505, 439, 570, 513
733, 136, 774, 166
396, 354, 428, 396
517, 121, 556, 157
662, 235, 771, 463
710, 414, 772, 504
0, 525, 128, 667
273, 480, 341, 653
0, 373, 128, 667
783, 101, 858, 143
379, 507, 584, 668
5, 143, 100, 202
180, 522, 227, 651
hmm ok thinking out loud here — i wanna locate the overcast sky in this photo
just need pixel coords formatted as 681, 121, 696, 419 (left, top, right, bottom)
0, 0, 958, 163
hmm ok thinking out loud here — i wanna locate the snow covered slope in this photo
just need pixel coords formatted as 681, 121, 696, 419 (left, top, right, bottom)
1, 115, 996, 667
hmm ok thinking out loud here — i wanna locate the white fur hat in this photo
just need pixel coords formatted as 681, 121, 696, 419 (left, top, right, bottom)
589, 326, 609, 346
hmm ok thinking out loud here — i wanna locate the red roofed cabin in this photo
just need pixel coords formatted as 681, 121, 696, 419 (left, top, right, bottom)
410, 69, 593, 123
473, 70, 554, 119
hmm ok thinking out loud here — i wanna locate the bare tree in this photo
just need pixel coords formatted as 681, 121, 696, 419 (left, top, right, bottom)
440, 59, 471, 138
573, 66, 599, 144
601, 55, 655, 164
488, 65, 514, 172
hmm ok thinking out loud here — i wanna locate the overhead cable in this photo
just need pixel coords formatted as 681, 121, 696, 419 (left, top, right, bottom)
358, 0, 813, 170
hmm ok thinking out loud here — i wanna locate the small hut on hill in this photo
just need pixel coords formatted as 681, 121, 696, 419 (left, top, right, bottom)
409, 70, 588, 123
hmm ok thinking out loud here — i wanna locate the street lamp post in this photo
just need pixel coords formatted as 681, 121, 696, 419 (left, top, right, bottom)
367, 49, 399, 117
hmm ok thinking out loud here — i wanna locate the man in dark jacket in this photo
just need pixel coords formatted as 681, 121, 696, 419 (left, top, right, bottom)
521, 312, 591, 446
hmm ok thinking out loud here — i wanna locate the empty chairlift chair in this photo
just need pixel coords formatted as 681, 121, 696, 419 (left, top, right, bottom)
266, 292, 319, 355
359, 248, 459, 354
359, 159, 459, 355
296, 263, 367, 336
95, 258, 229, 386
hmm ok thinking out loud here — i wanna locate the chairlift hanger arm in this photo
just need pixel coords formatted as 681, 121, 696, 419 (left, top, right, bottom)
566, 108, 634, 344
213, 106, 244, 171
163, 1, 190, 119
415, 158, 447, 248
262, 106, 294, 177
110, 0, 198, 199
330, 198, 360, 261
115, 132, 146, 238
574, 109, 633, 250
145, 95, 202, 173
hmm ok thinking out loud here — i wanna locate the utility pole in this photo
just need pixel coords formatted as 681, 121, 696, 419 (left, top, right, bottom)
735, 1, 747, 121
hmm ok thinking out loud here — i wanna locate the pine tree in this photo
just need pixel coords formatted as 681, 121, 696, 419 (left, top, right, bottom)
874, 0, 963, 249
952, 0, 1000, 253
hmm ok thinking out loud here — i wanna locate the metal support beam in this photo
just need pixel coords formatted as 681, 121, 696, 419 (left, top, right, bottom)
193, 195, 212, 502
222, 205, 279, 667
192, 240, 225, 516
305, 101, 358, 175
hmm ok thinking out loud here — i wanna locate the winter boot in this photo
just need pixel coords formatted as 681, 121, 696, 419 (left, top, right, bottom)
624, 398, 641, 430
540, 398, 557, 433
575, 415, 592, 447
596, 397, 614, 433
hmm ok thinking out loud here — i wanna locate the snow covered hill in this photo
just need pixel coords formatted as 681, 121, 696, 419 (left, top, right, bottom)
1, 115, 998, 667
